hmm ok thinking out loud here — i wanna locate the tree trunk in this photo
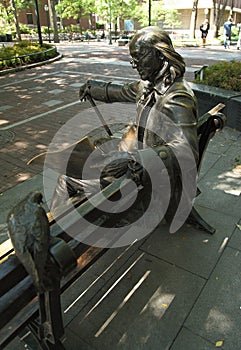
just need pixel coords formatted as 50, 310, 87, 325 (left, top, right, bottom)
190, 0, 199, 39
89, 12, 95, 32
229, 0, 234, 16
49, 0, 59, 43
213, 0, 228, 38
10, 0, 21, 41
77, 14, 83, 34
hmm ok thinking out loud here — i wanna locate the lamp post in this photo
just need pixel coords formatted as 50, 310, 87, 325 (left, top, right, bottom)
108, 0, 112, 45
33, 0, 43, 46
148, 0, 151, 26
44, 4, 51, 43
109, 23, 112, 45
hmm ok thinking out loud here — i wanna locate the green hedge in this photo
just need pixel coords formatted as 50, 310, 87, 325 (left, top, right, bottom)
193, 60, 241, 92
0, 41, 58, 71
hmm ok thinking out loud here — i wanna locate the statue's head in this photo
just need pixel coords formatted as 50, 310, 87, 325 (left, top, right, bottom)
129, 26, 185, 84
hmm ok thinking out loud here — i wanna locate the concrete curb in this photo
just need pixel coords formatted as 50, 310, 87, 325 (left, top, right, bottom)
190, 82, 241, 131
0, 53, 63, 76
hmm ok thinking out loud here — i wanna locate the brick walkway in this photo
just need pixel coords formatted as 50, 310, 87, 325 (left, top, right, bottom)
0, 42, 138, 193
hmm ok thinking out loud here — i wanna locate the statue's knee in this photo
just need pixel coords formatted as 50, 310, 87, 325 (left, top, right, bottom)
57, 175, 68, 189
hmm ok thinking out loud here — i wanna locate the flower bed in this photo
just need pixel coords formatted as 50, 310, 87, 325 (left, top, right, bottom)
0, 41, 58, 71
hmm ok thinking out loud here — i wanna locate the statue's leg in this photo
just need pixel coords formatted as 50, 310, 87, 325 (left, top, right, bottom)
50, 175, 74, 212
50, 175, 101, 212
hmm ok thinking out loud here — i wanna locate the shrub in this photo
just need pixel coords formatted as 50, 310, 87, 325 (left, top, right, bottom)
19, 24, 35, 35
193, 60, 241, 92
0, 41, 57, 71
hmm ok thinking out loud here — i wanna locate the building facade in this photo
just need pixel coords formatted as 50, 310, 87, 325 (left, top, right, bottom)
5, 0, 241, 38
164, 0, 241, 38
17, 0, 92, 32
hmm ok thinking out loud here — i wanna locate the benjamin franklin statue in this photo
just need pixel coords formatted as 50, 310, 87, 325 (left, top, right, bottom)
50, 26, 198, 231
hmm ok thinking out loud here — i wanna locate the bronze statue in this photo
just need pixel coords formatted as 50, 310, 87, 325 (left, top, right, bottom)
7, 192, 52, 292
50, 26, 199, 229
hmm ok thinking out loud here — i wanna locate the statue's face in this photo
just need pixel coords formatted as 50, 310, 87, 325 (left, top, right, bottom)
130, 40, 164, 82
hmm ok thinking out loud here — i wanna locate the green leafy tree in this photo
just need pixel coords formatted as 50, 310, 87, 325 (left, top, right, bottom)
96, 0, 137, 23
56, 0, 96, 33
135, 0, 181, 29
136, 0, 165, 27
95, 0, 138, 42
56, 0, 138, 38
0, 0, 34, 40
162, 8, 181, 30
0, 0, 13, 25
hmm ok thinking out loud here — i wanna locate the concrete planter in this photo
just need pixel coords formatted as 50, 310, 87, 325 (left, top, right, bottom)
190, 82, 241, 131
0, 34, 6, 42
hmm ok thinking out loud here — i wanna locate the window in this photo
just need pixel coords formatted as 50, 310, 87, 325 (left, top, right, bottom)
26, 13, 33, 25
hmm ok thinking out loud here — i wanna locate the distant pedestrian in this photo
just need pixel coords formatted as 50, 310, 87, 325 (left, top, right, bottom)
223, 17, 235, 49
69, 31, 73, 42
200, 19, 210, 46
85, 31, 90, 43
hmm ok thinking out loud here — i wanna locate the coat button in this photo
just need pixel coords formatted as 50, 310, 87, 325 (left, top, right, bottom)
159, 151, 167, 160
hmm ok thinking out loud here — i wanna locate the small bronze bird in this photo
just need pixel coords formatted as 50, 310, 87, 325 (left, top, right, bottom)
7, 192, 50, 292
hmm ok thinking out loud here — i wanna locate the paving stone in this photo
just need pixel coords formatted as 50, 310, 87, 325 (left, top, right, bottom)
198, 149, 222, 180
197, 167, 241, 219
211, 141, 241, 171
67, 251, 205, 350
0, 105, 13, 111
62, 327, 95, 350
48, 89, 64, 94
0, 173, 44, 209
228, 219, 241, 251
140, 206, 237, 278
42, 99, 63, 107
69, 82, 85, 87
170, 327, 216, 350
184, 247, 241, 350
206, 127, 240, 153
28, 86, 44, 91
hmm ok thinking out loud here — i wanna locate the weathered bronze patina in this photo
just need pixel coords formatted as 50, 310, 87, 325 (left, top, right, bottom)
50, 26, 199, 227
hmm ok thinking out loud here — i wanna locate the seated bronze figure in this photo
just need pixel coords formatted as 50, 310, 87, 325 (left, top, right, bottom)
50, 26, 199, 233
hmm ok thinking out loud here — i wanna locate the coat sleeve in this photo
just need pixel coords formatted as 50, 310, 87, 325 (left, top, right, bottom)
83, 79, 140, 103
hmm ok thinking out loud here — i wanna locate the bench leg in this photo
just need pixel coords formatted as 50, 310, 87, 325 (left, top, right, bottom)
27, 321, 65, 349
187, 207, 216, 234
27, 286, 65, 349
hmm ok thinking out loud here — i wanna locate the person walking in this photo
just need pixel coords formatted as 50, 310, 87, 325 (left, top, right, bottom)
200, 19, 210, 46
223, 17, 235, 49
